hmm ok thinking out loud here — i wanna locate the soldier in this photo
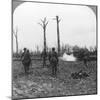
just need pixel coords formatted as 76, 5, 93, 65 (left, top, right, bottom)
41, 49, 47, 67
49, 47, 59, 77
21, 48, 31, 75
21, 48, 27, 61
83, 50, 89, 67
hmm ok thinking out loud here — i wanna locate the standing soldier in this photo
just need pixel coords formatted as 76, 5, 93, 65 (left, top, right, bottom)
21, 48, 31, 75
83, 50, 89, 67
41, 49, 47, 67
49, 47, 59, 77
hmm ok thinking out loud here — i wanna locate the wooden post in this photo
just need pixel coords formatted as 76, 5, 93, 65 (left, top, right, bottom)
56, 16, 61, 56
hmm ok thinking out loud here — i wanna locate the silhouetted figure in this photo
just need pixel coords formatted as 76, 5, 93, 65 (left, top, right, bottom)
83, 51, 89, 67
41, 49, 47, 67
21, 48, 31, 75
83, 56, 88, 67
49, 48, 58, 77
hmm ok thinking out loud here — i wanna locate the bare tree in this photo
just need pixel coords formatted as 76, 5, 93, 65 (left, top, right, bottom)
38, 17, 48, 67
13, 26, 19, 54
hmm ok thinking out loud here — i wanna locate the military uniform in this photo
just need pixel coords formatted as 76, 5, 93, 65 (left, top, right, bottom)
49, 50, 58, 77
41, 50, 47, 67
21, 50, 31, 75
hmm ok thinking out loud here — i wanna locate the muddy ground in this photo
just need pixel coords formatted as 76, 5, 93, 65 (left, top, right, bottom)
12, 59, 97, 99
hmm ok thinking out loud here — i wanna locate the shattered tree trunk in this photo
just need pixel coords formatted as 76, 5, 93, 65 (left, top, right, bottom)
13, 27, 19, 55
16, 33, 18, 54
43, 25, 46, 67
38, 17, 48, 67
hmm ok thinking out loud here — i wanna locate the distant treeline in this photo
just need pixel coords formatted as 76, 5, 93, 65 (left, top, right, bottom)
13, 44, 97, 61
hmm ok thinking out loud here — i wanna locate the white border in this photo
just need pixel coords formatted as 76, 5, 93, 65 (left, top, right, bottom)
0, 0, 99, 100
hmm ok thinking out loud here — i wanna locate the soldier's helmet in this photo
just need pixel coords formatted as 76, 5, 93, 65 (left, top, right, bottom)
52, 47, 55, 51
23, 48, 27, 51
27, 50, 29, 53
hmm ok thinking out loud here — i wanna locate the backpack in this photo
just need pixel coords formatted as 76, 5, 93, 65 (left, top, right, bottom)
50, 52, 58, 63
22, 52, 31, 64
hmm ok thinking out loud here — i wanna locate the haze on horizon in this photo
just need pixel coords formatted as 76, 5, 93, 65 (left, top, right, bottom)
13, 2, 96, 52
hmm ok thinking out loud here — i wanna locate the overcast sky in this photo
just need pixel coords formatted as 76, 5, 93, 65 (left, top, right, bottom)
13, 2, 96, 52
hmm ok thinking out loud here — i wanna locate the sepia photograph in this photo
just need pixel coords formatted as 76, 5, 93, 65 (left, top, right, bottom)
12, 0, 97, 99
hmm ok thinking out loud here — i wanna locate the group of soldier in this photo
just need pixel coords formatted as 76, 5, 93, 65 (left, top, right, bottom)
21, 47, 59, 77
